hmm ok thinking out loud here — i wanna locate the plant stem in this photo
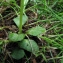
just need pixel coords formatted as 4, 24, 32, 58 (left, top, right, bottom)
19, 0, 24, 33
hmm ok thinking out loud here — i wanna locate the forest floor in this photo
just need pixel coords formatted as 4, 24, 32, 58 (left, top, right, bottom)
0, 0, 63, 63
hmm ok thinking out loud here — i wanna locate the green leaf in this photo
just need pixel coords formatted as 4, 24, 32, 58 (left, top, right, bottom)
27, 26, 46, 36
18, 39, 39, 55
13, 14, 28, 27
11, 49, 25, 60
24, 0, 29, 7
9, 32, 25, 42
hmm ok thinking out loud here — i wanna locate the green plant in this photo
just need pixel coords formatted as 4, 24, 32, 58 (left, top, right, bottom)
1, 0, 63, 63
7, 0, 46, 60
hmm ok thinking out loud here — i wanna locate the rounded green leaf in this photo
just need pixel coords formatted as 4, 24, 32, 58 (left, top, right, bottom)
11, 49, 25, 60
18, 39, 39, 55
27, 26, 46, 36
13, 14, 28, 27
8, 32, 25, 42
